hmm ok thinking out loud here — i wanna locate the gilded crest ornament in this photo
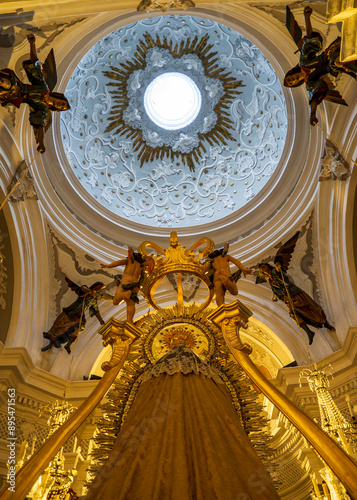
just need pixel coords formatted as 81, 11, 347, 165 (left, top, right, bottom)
162, 326, 198, 349
137, 0, 195, 12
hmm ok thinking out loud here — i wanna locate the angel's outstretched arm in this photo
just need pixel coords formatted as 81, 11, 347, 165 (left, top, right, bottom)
227, 255, 253, 277
309, 98, 319, 126
304, 6, 313, 38
101, 258, 128, 269
27, 34, 38, 63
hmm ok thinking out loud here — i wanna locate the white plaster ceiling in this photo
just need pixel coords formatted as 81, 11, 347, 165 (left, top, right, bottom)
60, 15, 287, 228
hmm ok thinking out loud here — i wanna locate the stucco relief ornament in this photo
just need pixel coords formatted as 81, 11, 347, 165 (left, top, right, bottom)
8, 160, 38, 202
319, 139, 350, 181
61, 15, 287, 227
167, 272, 201, 302
137, 0, 195, 12
104, 33, 243, 172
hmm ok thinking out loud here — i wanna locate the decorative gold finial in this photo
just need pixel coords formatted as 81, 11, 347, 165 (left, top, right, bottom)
300, 364, 357, 499
299, 364, 357, 456
25, 400, 80, 500
39, 400, 77, 436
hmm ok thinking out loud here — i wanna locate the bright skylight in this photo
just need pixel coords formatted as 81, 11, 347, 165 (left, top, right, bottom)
144, 72, 201, 130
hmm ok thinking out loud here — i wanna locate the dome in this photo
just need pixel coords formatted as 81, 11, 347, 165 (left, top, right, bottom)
60, 15, 287, 229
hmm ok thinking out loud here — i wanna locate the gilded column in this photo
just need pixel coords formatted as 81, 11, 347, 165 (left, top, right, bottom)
207, 301, 357, 500
0, 319, 140, 500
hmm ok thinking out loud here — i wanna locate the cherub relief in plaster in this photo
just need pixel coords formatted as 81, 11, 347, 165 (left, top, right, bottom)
256, 232, 334, 345
0, 34, 70, 153
284, 6, 357, 126
100, 248, 154, 324
203, 243, 253, 306
42, 278, 113, 354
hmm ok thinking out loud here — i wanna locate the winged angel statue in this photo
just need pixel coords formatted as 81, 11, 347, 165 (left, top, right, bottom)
284, 6, 357, 126
42, 278, 113, 354
0, 34, 70, 153
256, 232, 334, 345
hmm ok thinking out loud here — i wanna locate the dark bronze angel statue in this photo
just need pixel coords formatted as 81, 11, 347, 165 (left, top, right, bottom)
42, 278, 113, 354
284, 6, 357, 126
0, 34, 70, 153
256, 232, 334, 345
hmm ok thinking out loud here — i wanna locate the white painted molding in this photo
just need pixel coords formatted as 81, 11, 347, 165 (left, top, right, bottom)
316, 81, 357, 339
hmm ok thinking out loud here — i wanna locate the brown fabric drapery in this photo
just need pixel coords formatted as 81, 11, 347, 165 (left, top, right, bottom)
86, 366, 279, 500
287, 290, 327, 326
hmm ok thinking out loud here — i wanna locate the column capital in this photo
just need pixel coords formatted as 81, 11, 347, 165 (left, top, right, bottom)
98, 319, 141, 371
207, 300, 252, 327
207, 300, 253, 354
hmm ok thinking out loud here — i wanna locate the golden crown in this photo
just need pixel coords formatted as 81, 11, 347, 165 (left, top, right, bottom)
139, 231, 215, 311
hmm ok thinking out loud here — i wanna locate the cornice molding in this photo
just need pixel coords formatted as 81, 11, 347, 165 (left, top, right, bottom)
271, 326, 357, 402
0, 343, 100, 403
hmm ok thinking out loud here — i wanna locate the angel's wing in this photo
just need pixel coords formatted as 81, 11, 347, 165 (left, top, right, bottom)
42, 49, 57, 91
286, 6, 303, 51
231, 269, 242, 283
274, 232, 300, 272
325, 89, 348, 106
65, 276, 82, 294
318, 75, 348, 106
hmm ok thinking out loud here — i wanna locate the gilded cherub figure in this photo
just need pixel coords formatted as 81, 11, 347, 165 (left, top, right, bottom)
284, 6, 357, 126
0, 33, 70, 153
204, 243, 253, 306
100, 248, 154, 324
256, 232, 334, 344
42, 278, 113, 354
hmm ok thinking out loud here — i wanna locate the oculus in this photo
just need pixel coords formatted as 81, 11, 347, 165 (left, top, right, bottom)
143, 72, 202, 130
104, 32, 243, 171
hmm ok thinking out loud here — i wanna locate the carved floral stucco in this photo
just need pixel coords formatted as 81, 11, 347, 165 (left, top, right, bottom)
61, 15, 287, 228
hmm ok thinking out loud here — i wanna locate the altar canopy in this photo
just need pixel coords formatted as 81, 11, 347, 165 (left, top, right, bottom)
86, 346, 279, 500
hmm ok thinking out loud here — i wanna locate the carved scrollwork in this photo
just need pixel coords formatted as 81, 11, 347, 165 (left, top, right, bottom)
221, 318, 252, 354
224, 333, 252, 354
99, 319, 141, 371
101, 337, 129, 371
207, 300, 253, 354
